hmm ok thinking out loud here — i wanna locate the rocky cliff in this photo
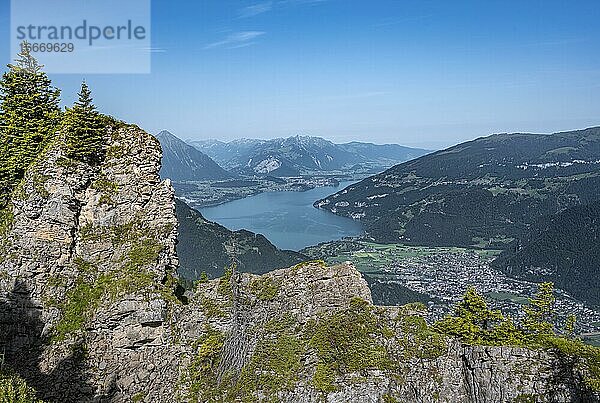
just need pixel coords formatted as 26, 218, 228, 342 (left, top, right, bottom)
0, 124, 181, 401
0, 125, 598, 403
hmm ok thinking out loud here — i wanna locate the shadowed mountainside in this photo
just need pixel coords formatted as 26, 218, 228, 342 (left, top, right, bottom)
175, 198, 306, 280
492, 200, 600, 308
157, 130, 232, 181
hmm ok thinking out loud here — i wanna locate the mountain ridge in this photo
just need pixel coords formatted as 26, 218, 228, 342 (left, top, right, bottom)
315, 126, 600, 247
190, 135, 431, 176
157, 130, 232, 181
1, 123, 599, 402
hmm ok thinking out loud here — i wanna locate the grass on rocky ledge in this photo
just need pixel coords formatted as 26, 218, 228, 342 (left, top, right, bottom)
51, 212, 181, 341
292, 259, 327, 272
199, 295, 228, 319
179, 327, 226, 402
235, 313, 305, 400
52, 237, 172, 342
79, 217, 175, 248
0, 204, 14, 263
180, 297, 439, 401
217, 265, 234, 297
249, 276, 280, 301
180, 317, 306, 402
179, 276, 600, 400
0, 204, 13, 235
90, 174, 119, 205
305, 297, 396, 393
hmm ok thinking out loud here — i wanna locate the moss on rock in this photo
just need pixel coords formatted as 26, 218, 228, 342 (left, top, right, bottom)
305, 297, 395, 392
53, 237, 172, 341
179, 327, 226, 402
249, 277, 280, 302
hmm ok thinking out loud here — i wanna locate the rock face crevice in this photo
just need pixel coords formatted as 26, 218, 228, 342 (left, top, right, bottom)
216, 272, 252, 383
1, 126, 598, 402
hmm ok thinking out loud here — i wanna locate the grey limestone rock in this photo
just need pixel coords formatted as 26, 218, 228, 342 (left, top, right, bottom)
1, 126, 598, 403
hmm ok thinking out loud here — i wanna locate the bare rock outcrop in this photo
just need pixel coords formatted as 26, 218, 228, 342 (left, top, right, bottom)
1, 125, 598, 403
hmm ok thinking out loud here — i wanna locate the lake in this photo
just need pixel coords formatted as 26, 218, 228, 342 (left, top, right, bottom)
200, 181, 363, 251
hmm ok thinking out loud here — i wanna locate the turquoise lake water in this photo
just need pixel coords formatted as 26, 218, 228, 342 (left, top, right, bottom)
200, 181, 363, 251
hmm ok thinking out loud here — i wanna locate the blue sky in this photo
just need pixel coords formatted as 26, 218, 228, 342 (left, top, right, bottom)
1, 0, 600, 148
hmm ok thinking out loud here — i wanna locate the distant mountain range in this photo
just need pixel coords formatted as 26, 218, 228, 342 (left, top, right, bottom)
492, 200, 600, 307
315, 127, 600, 248
190, 135, 430, 177
175, 199, 306, 280
157, 130, 232, 181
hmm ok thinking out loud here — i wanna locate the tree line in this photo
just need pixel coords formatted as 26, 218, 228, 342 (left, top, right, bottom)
0, 43, 106, 211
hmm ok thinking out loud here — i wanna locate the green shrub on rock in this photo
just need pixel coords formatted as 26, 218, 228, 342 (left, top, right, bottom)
434, 283, 600, 391
0, 371, 44, 403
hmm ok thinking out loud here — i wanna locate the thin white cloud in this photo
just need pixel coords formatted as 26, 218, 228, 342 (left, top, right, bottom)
204, 31, 266, 49
238, 2, 273, 18
228, 41, 260, 50
278, 0, 328, 5
143, 47, 167, 53
237, 0, 328, 19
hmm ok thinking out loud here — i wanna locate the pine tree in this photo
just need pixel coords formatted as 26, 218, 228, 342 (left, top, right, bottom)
563, 314, 577, 339
63, 81, 106, 164
0, 42, 61, 206
453, 287, 504, 331
487, 314, 528, 346
523, 282, 556, 336
434, 287, 504, 344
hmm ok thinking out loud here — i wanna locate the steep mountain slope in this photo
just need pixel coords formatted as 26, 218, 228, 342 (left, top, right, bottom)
157, 130, 232, 181
175, 198, 306, 280
191, 135, 430, 176
492, 200, 600, 307
1, 124, 598, 402
315, 127, 600, 247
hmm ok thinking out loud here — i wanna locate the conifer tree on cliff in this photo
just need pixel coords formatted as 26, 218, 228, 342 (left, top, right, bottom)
63, 81, 105, 164
0, 42, 61, 206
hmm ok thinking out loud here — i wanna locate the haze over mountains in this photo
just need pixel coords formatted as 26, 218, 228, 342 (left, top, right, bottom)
157, 130, 232, 181
190, 135, 430, 177
158, 130, 430, 183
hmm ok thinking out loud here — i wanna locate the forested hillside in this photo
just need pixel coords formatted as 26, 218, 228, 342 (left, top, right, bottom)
175, 199, 306, 280
316, 128, 600, 248
493, 201, 600, 307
